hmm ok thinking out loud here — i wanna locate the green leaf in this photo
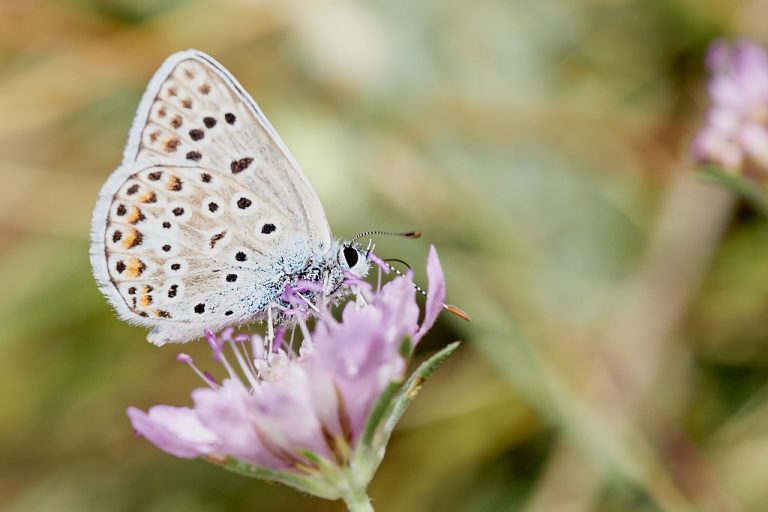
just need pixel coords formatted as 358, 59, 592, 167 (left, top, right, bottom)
377, 342, 460, 444
355, 342, 460, 475
360, 381, 402, 449
217, 457, 340, 500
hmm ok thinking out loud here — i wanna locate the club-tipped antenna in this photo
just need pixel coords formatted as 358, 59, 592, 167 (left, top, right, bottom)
383, 257, 412, 270
379, 259, 471, 322
352, 230, 422, 243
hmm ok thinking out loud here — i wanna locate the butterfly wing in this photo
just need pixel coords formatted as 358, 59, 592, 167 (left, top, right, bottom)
124, 50, 331, 249
90, 50, 332, 345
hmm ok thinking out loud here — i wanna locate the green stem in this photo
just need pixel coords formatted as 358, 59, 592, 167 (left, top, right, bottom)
342, 486, 374, 512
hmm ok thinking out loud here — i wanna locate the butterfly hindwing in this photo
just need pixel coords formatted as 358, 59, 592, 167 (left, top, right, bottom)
92, 162, 316, 343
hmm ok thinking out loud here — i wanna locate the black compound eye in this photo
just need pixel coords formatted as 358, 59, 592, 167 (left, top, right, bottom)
343, 246, 359, 267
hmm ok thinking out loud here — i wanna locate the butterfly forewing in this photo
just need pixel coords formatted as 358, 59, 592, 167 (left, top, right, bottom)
124, 51, 331, 249
91, 51, 334, 344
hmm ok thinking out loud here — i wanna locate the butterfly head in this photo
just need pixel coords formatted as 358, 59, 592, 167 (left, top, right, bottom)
337, 242, 371, 278
337, 230, 421, 282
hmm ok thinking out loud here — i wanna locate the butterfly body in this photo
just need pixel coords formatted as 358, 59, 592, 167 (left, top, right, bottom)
90, 50, 369, 345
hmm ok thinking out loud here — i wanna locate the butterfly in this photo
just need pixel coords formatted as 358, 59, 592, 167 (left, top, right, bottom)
90, 50, 375, 345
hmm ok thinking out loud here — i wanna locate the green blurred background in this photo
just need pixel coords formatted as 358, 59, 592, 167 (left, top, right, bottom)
2, 0, 767, 510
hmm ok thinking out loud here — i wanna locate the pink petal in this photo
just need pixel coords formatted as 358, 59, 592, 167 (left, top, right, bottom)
741, 124, 768, 168
249, 364, 333, 461
192, 379, 283, 468
413, 246, 445, 344
127, 405, 220, 458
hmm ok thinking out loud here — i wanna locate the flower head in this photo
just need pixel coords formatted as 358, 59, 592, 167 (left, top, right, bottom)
692, 39, 768, 177
127, 247, 458, 507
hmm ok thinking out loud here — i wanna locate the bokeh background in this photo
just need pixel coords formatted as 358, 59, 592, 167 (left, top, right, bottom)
2, 0, 768, 510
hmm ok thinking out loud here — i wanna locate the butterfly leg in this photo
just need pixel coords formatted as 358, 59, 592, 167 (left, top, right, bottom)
356, 288, 369, 308
294, 292, 320, 313
264, 302, 275, 358
288, 325, 297, 355
321, 270, 330, 310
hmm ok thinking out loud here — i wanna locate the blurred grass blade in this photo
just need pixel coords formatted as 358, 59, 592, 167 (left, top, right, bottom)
701, 165, 768, 217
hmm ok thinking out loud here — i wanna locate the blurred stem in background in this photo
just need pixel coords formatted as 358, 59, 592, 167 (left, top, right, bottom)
444, 174, 738, 511
509, 36, 768, 512
524, 175, 738, 512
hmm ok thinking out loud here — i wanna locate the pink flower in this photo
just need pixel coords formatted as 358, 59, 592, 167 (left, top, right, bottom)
127, 247, 456, 506
692, 39, 768, 176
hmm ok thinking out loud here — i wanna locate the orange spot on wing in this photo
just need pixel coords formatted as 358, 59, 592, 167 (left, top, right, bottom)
140, 191, 157, 204
126, 258, 147, 278
127, 207, 145, 224
122, 229, 137, 249
167, 176, 182, 191
164, 138, 181, 152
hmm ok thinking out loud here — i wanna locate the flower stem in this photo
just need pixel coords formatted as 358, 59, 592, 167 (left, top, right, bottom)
342, 487, 374, 512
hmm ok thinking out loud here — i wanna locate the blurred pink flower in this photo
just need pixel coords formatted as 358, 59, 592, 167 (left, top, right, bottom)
692, 39, 768, 176
127, 247, 453, 506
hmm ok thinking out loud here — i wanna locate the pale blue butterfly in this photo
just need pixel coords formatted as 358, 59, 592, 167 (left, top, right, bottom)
89, 50, 394, 345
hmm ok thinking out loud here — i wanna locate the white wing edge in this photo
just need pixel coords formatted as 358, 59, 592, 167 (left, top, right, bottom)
89, 161, 159, 330
120, 50, 197, 165
90, 163, 205, 346
121, 49, 332, 248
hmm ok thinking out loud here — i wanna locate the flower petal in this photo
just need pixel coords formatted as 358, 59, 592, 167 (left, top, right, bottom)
127, 405, 220, 458
693, 39, 768, 177
741, 124, 768, 169
249, 364, 333, 463
313, 299, 410, 437
414, 246, 445, 344
193, 379, 284, 468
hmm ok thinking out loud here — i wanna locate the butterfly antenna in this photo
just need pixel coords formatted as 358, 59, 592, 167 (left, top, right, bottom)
383, 257, 412, 270
380, 259, 471, 322
352, 230, 422, 243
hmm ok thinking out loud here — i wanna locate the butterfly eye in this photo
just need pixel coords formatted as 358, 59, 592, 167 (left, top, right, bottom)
343, 246, 359, 268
